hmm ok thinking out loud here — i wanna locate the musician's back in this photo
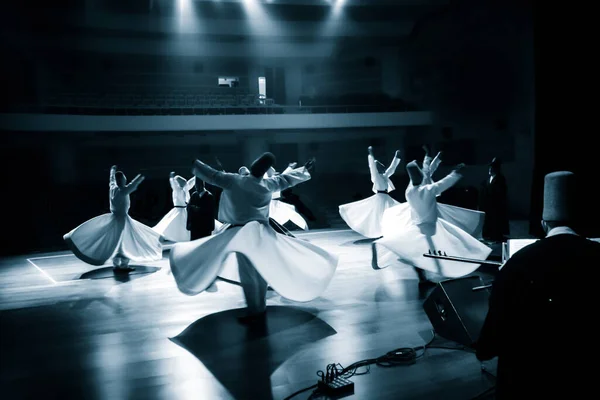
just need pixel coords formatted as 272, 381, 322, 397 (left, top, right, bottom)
477, 233, 600, 399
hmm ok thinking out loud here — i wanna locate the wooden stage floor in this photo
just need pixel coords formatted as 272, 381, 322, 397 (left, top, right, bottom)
0, 228, 498, 400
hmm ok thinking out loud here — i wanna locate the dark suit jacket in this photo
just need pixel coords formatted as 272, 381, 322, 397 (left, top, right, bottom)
186, 189, 215, 239
476, 232, 600, 398
480, 173, 509, 240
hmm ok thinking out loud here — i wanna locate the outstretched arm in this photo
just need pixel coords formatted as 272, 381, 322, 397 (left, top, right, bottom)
264, 160, 313, 192
184, 177, 196, 192
430, 164, 464, 196
192, 159, 236, 189
282, 162, 297, 175
168, 171, 178, 191
384, 150, 401, 177
430, 151, 443, 176
367, 147, 378, 181
109, 165, 118, 189
123, 174, 145, 195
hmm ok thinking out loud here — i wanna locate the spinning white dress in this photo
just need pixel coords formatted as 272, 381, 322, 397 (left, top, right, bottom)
374, 171, 492, 278
170, 162, 338, 302
153, 176, 195, 242
381, 153, 485, 239
339, 153, 401, 238
64, 167, 162, 266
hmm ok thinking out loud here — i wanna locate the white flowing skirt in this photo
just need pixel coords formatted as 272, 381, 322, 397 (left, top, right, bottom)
270, 200, 308, 230
339, 193, 400, 238
374, 218, 492, 278
169, 221, 338, 302
64, 213, 163, 266
382, 202, 485, 239
153, 207, 190, 242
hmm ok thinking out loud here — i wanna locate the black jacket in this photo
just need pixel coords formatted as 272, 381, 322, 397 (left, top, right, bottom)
476, 233, 600, 398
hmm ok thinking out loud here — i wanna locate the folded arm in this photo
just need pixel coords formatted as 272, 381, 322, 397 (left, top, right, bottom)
192, 159, 236, 189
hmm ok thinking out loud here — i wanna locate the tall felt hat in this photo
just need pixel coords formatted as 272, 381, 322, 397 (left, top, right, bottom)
250, 152, 276, 177
406, 160, 423, 184
542, 171, 577, 222
488, 157, 502, 166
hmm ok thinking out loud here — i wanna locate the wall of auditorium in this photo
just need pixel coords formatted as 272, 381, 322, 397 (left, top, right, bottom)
399, 2, 534, 218
300, 56, 383, 98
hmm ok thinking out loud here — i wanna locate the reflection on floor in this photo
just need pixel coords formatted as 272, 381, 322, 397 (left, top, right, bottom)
1, 228, 498, 400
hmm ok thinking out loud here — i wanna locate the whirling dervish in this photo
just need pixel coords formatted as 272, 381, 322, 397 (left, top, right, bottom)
153, 172, 195, 242
64, 165, 163, 271
372, 160, 492, 286
265, 162, 309, 231
169, 153, 338, 324
381, 145, 486, 239
338, 146, 401, 238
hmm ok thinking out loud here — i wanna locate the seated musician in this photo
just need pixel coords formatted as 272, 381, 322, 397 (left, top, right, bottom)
476, 171, 600, 399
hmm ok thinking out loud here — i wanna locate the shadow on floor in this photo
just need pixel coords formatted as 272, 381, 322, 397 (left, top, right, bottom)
79, 266, 161, 283
170, 305, 337, 400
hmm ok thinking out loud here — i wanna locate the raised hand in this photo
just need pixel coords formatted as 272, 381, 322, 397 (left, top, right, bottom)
170, 171, 176, 178
368, 146, 374, 155
453, 163, 466, 173
395, 150, 401, 158
422, 144, 431, 156
111, 165, 117, 170
288, 162, 298, 169
304, 158, 316, 172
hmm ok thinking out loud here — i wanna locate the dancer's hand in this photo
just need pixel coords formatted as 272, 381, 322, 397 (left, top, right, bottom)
395, 150, 401, 158
437, 151, 443, 159
111, 165, 117, 170
368, 146, 374, 155
304, 158, 316, 172
288, 162, 297, 169
453, 163, 466, 173
422, 144, 430, 156
170, 171, 175, 178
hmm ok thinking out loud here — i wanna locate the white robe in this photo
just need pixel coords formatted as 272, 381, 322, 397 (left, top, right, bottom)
339, 154, 401, 238
268, 166, 309, 230
153, 176, 195, 242
374, 172, 492, 278
169, 162, 338, 303
64, 168, 162, 265
382, 153, 485, 239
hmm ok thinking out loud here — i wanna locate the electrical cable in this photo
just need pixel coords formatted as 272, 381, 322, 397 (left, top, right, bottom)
283, 330, 484, 400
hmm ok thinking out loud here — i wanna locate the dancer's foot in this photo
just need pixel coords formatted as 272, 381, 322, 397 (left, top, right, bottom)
113, 255, 134, 272
371, 243, 383, 270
